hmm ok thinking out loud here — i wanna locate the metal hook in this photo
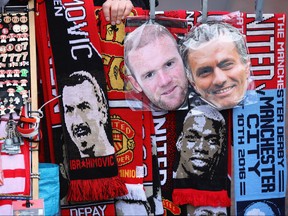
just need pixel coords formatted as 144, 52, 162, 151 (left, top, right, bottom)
255, 0, 264, 21
201, 0, 208, 23
149, 0, 156, 23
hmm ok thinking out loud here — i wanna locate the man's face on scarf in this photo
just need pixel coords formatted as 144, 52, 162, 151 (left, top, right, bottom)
180, 114, 224, 177
62, 80, 103, 157
187, 205, 227, 216
128, 35, 188, 110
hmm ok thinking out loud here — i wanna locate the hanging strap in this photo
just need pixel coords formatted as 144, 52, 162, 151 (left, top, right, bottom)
201, 0, 208, 23
149, 0, 155, 23
255, 0, 264, 21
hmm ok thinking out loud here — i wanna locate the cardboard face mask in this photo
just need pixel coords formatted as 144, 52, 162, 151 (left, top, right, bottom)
124, 22, 189, 111
182, 21, 256, 110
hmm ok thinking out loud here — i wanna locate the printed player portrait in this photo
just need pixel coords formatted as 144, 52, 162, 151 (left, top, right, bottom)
174, 105, 227, 183
62, 70, 114, 158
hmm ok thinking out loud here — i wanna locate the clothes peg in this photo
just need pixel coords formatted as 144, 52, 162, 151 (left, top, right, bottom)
201, 0, 208, 23
255, 0, 264, 21
149, 0, 156, 23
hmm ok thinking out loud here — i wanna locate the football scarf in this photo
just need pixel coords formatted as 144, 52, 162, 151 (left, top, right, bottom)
35, 0, 62, 164
152, 110, 182, 216
124, 12, 189, 215
60, 200, 116, 215
44, 0, 127, 202
108, 91, 146, 202
94, 6, 147, 92
172, 104, 231, 208
232, 13, 287, 215
144, 111, 164, 215
95, 7, 148, 204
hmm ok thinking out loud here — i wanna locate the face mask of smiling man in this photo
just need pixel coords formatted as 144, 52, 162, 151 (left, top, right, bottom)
182, 21, 251, 110
124, 23, 189, 111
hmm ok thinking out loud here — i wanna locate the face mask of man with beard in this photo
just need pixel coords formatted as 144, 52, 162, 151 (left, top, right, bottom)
62, 71, 114, 158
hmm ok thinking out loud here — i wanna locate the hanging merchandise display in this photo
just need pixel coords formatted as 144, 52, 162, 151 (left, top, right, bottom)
163, 9, 286, 216
122, 7, 286, 215
33, 0, 286, 215
0, 9, 31, 198
0, 2, 40, 213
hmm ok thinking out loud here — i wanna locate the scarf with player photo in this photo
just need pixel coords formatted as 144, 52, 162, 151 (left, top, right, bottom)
232, 12, 287, 216
169, 10, 262, 209
44, 0, 127, 202
171, 10, 251, 209
171, 101, 231, 208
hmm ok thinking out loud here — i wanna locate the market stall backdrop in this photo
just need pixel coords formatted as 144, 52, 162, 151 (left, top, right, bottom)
158, 0, 288, 215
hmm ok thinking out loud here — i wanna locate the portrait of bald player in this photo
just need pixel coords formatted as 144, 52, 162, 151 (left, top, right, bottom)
182, 21, 252, 110
124, 23, 188, 111
62, 70, 114, 158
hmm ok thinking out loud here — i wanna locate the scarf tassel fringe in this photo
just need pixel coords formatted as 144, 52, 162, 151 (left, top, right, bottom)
172, 189, 231, 207
67, 176, 128, 202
